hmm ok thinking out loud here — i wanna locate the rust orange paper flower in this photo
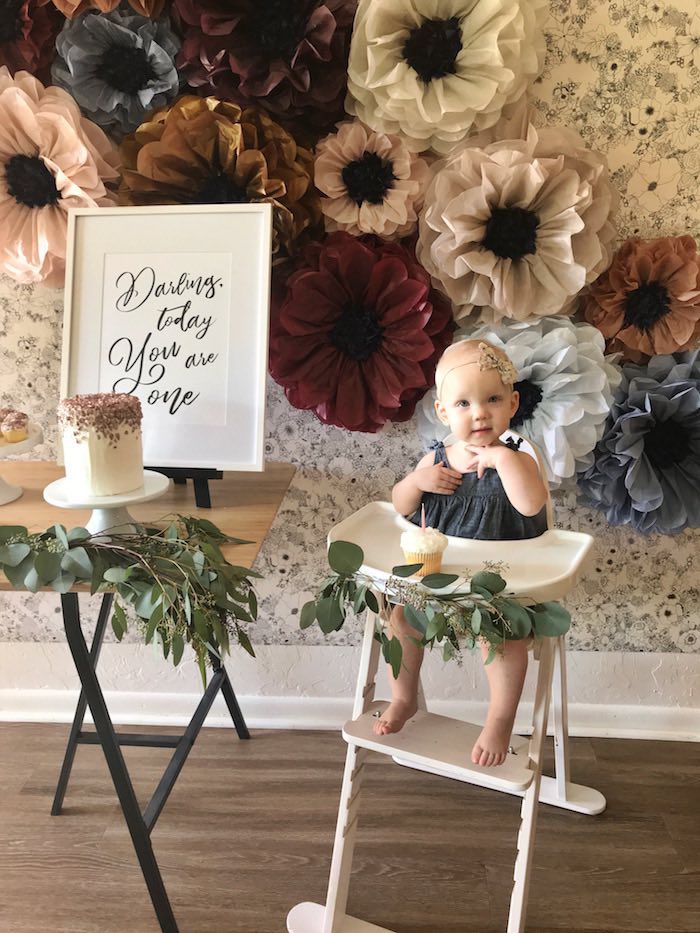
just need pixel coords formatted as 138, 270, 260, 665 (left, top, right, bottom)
119, 96, 320, 256
51, 0, 165, 16
584, 235, 700, 360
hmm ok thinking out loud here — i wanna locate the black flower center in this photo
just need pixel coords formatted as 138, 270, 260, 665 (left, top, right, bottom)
342, 152, 396, 206
511, 379, 542, 428
623, 282, 671, 333
196, 173, 249, 204
403, 16, 462, 82
248, 0, 308, 60
5, 155, 59, 208
0, 0, 23, 42
96, 45, 156, 95
483, 207, 539, 260
644, 419, 691, 469
331, 304, 384, 362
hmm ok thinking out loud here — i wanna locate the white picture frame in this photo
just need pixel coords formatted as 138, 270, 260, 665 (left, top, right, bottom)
61, 203, 272, 471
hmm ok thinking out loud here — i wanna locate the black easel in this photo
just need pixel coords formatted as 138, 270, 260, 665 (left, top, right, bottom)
52, 592, 249, 933
147, 467, 223, 508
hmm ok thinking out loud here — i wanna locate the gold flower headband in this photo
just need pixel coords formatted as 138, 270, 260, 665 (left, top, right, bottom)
437, 342, 518, 398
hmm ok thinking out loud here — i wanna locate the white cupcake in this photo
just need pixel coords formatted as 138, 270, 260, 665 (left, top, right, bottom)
400, 526, 448, 578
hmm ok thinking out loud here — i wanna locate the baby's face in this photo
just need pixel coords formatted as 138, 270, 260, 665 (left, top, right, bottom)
435, 358, 519, 446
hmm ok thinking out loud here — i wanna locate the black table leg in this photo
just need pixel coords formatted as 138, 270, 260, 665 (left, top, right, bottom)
54, 593, 251, 933
52, 592, 113, 816
60, 593, 178, 932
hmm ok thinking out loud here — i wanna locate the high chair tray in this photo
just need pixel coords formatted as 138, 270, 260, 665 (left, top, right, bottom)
343, 702, 533, 793
328, 501, 593, 602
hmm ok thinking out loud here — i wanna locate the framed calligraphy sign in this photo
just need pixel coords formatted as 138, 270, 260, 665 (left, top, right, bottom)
60, 204, 272, 470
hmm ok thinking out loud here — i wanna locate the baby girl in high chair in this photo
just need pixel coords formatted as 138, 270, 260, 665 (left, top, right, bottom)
374, 338, 549, 768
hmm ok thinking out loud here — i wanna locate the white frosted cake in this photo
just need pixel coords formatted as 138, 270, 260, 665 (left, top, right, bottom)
58, 393, 144, 497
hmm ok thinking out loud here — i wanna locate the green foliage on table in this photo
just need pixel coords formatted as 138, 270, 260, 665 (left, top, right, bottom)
301, 540, 571, 678
0, 518, 261, 684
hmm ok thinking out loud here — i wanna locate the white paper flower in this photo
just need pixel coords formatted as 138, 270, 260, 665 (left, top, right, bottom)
416, 121, 618, 323
416, 317, 623, 485
346, 0, 547, 154
314, 120, 432, 239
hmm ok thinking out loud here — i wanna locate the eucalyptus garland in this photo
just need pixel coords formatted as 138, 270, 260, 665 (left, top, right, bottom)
302, 541, 571, 677
0, 517, 260, 684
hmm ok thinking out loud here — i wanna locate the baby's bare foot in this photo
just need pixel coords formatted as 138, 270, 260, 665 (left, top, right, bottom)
372, 699, 418, 736
471, 715, 514, 767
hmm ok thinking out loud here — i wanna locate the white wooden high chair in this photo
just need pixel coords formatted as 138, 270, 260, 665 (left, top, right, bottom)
288, 433, 605, 933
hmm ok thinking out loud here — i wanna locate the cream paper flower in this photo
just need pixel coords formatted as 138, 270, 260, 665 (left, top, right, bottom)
416, 317, 623, 486
417, 121, 617, 323
0, 68, 119, 286
346, 0, 547, 154
314, 120, 432, 238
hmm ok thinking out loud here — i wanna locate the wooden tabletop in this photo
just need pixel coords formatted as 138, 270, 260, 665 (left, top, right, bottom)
0, 460, 295, 592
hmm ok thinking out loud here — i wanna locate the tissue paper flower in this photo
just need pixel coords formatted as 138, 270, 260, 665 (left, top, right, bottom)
173, 0, 357, 132
51, 0, 165, 17
583, 235, 700, 361
416, 317, 622, 485
52, 7, 181, 137
314, 120, 431, 239
269, 231, 454, 432
417, 122, 617, 323
0, 0, 64, 83
0, 68, 119, 285
346, 0, 546, 154
119, 96, 320, 256
578, 352, 700, 535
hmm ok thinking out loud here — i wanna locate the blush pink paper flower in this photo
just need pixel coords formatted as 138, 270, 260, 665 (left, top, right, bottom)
0, 68, 120, 285
314, 120, 432, 239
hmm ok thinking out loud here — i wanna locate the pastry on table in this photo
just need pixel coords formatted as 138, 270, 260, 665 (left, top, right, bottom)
1, 411, 29, 443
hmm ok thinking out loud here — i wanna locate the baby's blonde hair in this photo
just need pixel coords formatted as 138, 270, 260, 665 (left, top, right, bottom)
435, 339, 517, 399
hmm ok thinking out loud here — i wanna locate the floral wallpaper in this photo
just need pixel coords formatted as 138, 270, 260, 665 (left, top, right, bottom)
0, 0, 699, 653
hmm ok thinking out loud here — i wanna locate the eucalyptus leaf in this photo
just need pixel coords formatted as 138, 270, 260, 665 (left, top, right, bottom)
327, 540, 363, 575
391, 562, 423, 577
316, 595, 344, 634
53, 525, 69, 550
103, 566, 131, 584
471, 570, 507, 594
67, 527, 90, 544
471, 607, 482, 635
364, 589, 379, 614
34, 550, 63, 585
111, 603, 127, 641
172, 633, 185, 665
0, 542, 30, 567
421, 572, 459, 589
404, 603, 428, 635
61, 546, 93, 579
531, 601, 571, 636
300, 600, 317, 629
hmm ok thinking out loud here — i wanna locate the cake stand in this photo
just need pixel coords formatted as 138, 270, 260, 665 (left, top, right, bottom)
0, 422, 44, 505
43, 470, 171, 535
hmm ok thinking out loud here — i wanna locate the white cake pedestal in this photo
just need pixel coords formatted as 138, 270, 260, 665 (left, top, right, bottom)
0, 423, 44, 505
43, 470, 171, 535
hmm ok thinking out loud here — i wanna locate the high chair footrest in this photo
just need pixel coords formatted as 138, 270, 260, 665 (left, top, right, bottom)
288, 903, 395, 932
343, 703, 533, 793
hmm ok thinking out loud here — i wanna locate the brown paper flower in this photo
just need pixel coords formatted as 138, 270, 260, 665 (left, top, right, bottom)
584, 236, 700, 360
51, 0, 165, 16
0, 1, 64, 84
119, 96, 320, 256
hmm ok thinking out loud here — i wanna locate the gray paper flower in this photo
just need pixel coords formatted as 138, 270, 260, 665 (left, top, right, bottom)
51, 7, 180, 137
577, 351, 700, 535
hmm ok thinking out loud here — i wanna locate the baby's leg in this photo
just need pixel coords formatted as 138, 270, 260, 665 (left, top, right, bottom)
373, 603, 424, 736
472, 638, 528, 767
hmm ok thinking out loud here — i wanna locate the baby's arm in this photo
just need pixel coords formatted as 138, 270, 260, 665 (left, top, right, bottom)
463, 443, 547, 516
391, 451, 462, 517
493, 447, 547, 516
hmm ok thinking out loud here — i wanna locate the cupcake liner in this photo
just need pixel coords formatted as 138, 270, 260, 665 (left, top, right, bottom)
402, 550, 444, 578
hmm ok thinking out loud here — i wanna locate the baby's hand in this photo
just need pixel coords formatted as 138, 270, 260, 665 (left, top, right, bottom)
413, 462, 462, 495
463, 443, 509, 479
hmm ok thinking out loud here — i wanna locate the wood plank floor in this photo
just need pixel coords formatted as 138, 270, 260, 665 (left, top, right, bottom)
0, 723, 698, 933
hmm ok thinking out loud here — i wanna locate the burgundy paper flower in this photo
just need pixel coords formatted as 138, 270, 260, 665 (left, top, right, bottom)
0, 1, 64, 83
172, 0, 356, 133
269, 232, 454, 432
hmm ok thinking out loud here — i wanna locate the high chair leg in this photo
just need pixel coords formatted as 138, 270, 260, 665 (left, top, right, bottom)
552, 635, 570, 797
507, 636, 555, 933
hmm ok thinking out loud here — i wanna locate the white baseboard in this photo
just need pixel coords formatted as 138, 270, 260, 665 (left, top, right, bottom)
1, 689, 698, 742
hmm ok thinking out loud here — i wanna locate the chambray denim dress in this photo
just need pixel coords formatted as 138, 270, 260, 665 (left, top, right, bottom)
409, 439, 547, 541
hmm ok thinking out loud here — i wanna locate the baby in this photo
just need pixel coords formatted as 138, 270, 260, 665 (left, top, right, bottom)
374, 339, 549, 767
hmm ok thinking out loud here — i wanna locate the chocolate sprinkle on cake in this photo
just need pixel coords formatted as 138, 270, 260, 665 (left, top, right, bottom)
58, 393, 142, 444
